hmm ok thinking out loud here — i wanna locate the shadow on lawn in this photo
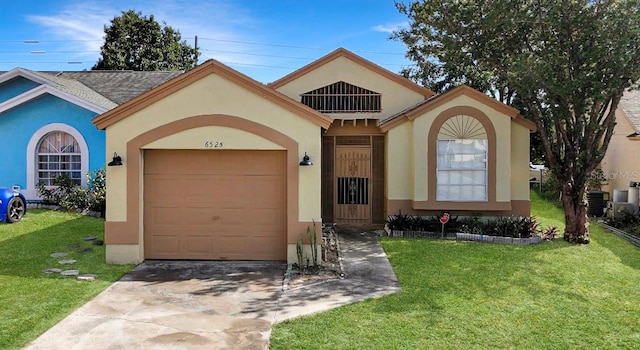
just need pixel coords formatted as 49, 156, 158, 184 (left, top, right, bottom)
0, 210, 110, 279
594, 229, 640, 270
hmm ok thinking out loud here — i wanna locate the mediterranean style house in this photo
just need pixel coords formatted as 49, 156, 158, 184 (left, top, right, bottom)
91, 48, 536, 264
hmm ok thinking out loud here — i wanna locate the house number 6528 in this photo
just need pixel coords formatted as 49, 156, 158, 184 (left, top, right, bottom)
204, 141, 223, 148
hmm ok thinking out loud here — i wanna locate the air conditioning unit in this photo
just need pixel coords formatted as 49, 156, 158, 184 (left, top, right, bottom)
606, 202, 638, 218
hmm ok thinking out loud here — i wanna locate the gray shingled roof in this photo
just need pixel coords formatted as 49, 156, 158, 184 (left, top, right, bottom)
1, 69, 182, 110
60, 71, 183, 105
26, 70, 118, 110
619, 89, 640, 134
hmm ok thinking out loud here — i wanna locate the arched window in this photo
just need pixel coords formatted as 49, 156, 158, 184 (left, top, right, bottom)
436, 115, 488, 201
37, 131, 82, 185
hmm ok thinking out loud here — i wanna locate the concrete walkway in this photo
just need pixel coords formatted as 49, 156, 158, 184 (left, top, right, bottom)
273, 228, 401, 322
24, 228, 400, 350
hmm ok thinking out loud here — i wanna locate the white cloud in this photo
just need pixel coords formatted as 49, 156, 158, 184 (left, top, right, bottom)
27, 3, 112, 53
26, 0, 265, 66
372, 22, 407, 34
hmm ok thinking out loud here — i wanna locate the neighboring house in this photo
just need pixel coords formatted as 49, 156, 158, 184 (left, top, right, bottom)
600, 89, 640, 193
0, 69, 181, 200
92, 48, 536, 265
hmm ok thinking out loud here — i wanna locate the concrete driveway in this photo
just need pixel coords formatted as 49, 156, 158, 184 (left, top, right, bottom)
24, 228, 401, 350
25, 261, 287, 350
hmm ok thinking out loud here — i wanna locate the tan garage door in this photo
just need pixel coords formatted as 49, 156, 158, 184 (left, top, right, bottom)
144, 150, 287, 260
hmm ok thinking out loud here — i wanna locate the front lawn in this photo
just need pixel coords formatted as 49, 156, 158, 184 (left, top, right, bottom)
0, 210, 133, 350
270, 191, 640, 349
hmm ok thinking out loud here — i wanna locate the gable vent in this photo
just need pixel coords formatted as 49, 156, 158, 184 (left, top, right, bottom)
301, 81, 381, 113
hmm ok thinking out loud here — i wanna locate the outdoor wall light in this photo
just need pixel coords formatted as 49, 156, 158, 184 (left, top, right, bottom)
299, 152, 313, 166
107, 152, 123, 166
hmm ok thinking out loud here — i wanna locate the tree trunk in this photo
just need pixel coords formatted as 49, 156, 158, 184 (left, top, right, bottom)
561, 182, 590, 244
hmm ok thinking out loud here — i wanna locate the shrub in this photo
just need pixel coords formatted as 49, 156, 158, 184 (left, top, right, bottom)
539, 226, 559, 241
459, 216, 484, 234
387, 212, 545, 239
36, 175, 85, 211
516, 216, 541, 238
605, 209, 640, 229
385, 210, 415, 231
604, 209, 640, 237
35, 182, 58, 205
35, 167, 107, 214
540, 170, 562, 204
413, 216, 446, 232
87, 167, 106, 214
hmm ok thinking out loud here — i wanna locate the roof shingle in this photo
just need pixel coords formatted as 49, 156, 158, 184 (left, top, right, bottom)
59, 71, 183, 105
619, 89, 640, 134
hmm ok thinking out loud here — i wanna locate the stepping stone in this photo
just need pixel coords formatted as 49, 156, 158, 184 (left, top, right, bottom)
67, 243, 81, 249
92, 240, 104, 246
77, 247, 93, 254
60, 270, 79, 276
77, 274, 97, 281
58, 259, 77, 265
50, 252, 68, 258
44, 268, 62, 274
83, 236, 97, 241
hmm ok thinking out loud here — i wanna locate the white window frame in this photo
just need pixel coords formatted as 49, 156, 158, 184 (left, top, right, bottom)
24, 123, 89, 200
37, 132, 82, 186
436, 139, 488, 202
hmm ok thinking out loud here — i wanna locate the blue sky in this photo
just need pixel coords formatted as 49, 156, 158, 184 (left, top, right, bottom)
0, 0, 415, 83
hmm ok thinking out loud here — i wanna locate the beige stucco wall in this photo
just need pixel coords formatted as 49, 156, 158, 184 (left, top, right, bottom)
105, 245, 141, 265
143, 126, 285, 150
386, 94, 518, 205
107, 74, 321, 221
273, 56, 426, 120
511, 123, 531, 200
601, 110, 640, 193
386, 122, 414, 199
414, 96, 510, 202
104, 73, 323, 264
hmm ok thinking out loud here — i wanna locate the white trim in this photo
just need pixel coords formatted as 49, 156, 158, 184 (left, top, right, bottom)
0, 85, 108, 115
0, 68, 54, 85
436, 139, 488, 202
24, 124, 89, 200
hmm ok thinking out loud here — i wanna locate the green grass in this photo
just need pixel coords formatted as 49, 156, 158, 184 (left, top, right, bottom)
270, 191, 640, 349
0, 210, 133, 350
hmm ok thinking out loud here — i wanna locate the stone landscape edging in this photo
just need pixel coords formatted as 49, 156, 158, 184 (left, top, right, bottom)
385, 227, 543, 245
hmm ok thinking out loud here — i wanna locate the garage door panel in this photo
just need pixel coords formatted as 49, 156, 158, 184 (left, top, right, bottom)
214, 208, 254, 224
144, 150, 286, 260
146, 178, 176, 197
184, 235, 215, 255
149, 235, 181, 255
251, 209, 284, 225
179, 207, 218, 225
181, 178, 218, 197
218, 236, 283, 260
147, 207, 181, 225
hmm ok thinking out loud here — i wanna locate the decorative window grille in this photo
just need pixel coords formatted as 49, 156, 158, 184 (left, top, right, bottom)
337, 177, 369, 205
37, 131, 82, 185
301, 81, 381, 113
436, 115, 488, 201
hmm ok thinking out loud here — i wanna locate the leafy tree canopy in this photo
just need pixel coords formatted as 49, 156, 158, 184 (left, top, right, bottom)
93, 10, 199, 71
394, 0, 640, 243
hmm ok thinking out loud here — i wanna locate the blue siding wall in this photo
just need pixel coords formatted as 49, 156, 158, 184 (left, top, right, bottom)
0, 94, 105, 190
0, 77, 40, 103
